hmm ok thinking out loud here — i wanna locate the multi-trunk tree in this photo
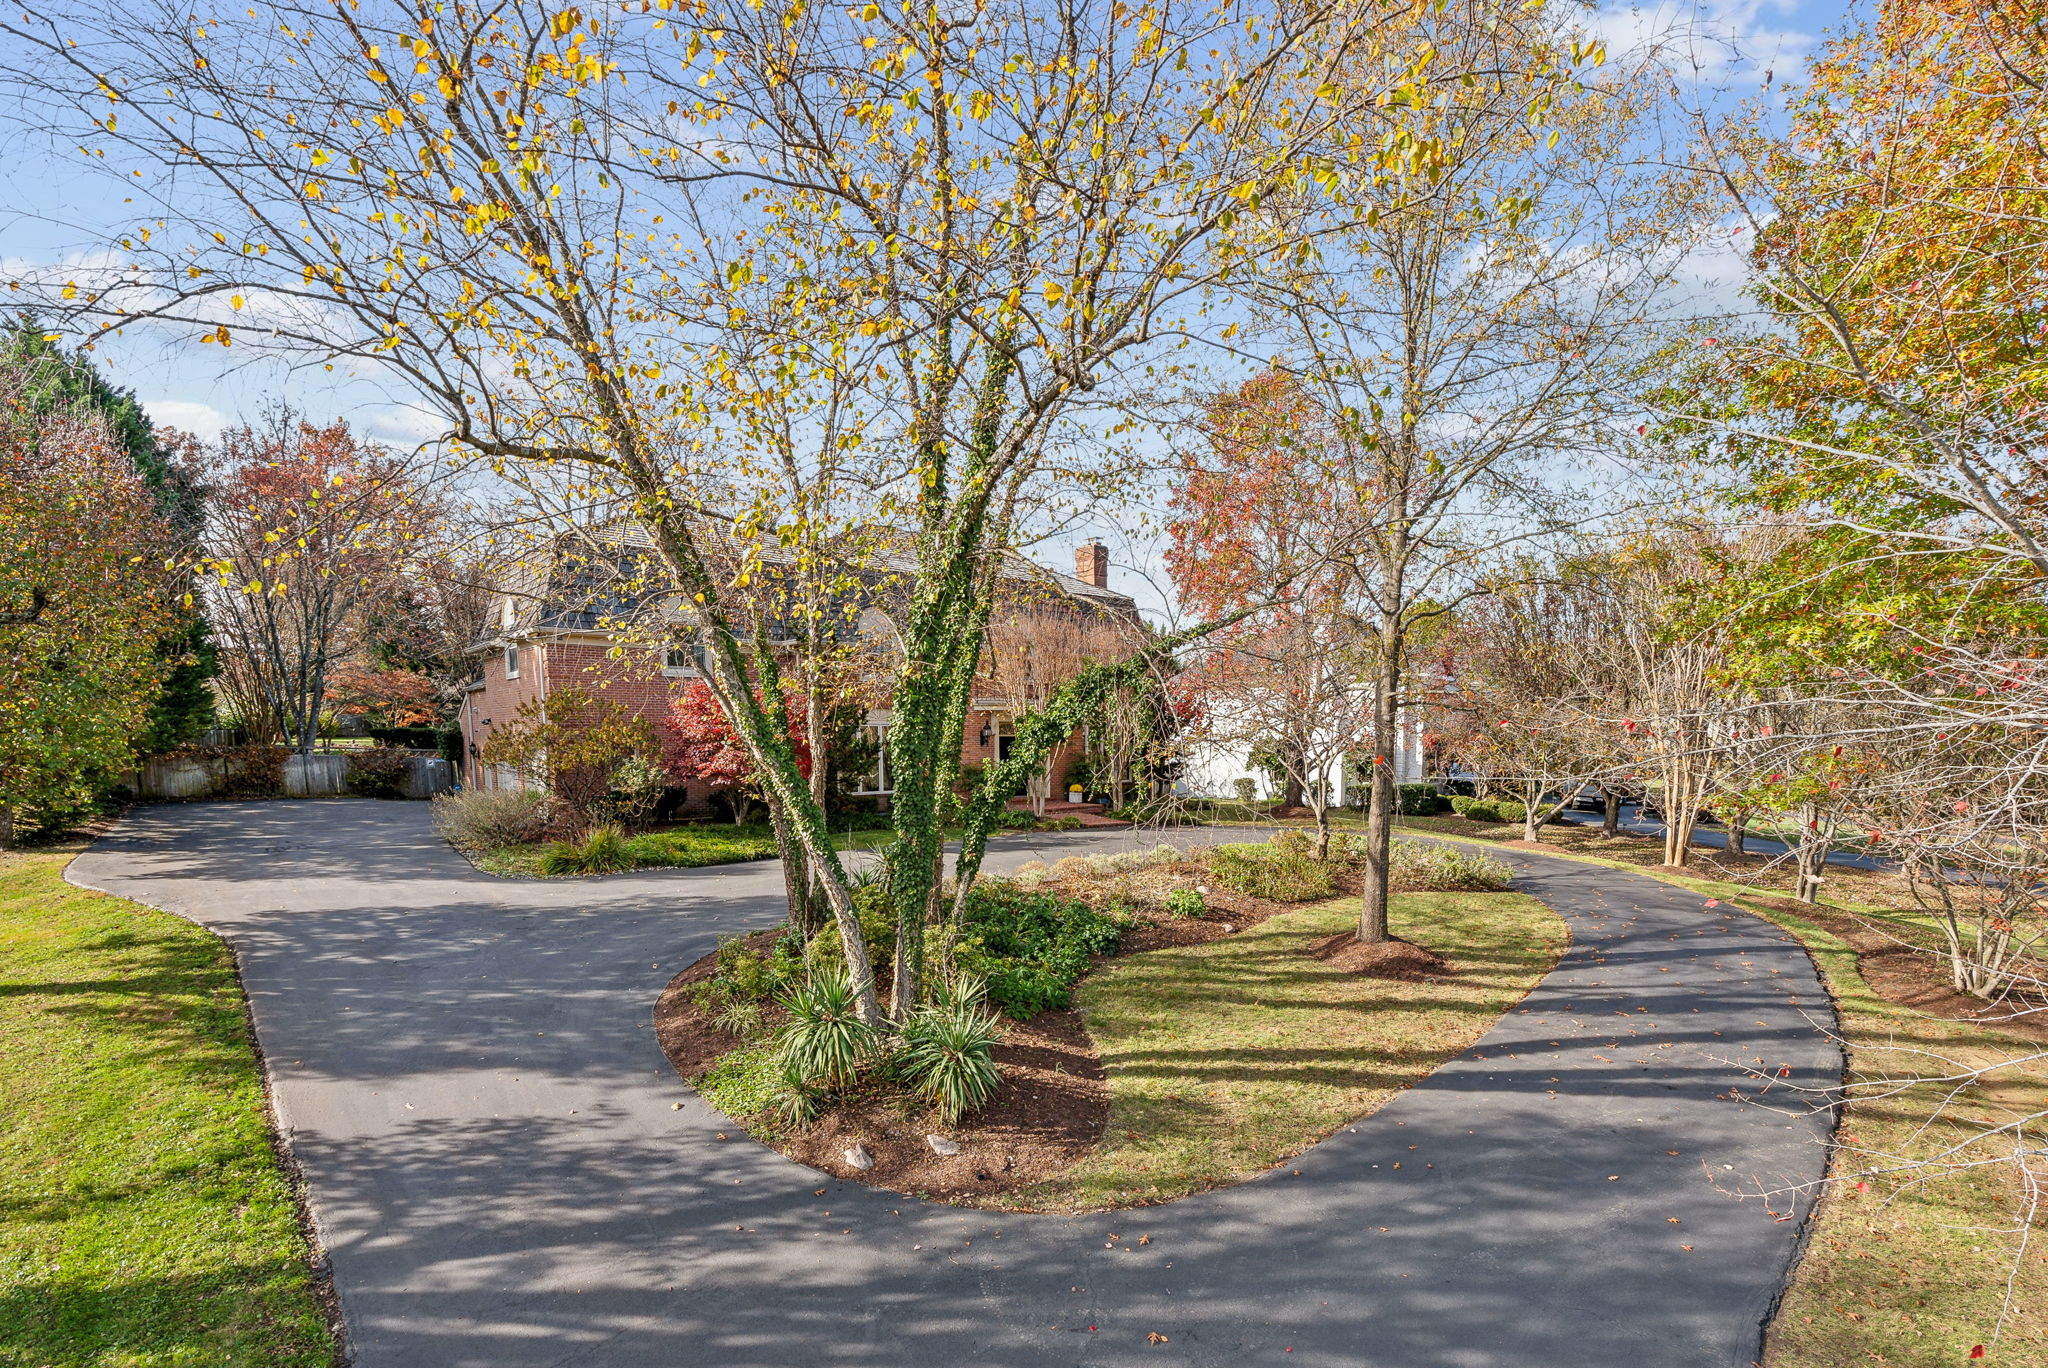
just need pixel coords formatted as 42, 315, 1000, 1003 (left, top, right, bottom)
6, 0, 1521, 1021
200, 416, 439, 754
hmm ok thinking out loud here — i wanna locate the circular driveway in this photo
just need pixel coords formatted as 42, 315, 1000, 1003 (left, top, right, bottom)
69, 801, 1838, 1368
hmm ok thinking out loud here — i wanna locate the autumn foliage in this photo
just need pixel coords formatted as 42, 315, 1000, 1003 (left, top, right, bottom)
0, 383, 179, 838
661, 680, 812, 824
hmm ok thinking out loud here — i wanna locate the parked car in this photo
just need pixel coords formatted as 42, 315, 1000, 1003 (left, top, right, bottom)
1561, 786, 1607, 814
1639, 800, 1721, 827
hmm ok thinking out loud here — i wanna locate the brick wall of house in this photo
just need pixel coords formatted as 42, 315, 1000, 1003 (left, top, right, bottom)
463, 612, 1114, 817
460, 636, 550, 791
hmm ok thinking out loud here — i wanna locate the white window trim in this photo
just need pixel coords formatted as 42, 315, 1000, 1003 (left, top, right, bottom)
853, 721, 892, 795
661, 644, 698, 677
503, 644, 521, 680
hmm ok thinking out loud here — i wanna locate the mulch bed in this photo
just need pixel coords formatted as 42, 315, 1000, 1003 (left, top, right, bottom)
654, 956, 1109, 1201
1310, 931, 1454, 981
1742, 896, 2048, 1043
772, 1008, 1107, 1201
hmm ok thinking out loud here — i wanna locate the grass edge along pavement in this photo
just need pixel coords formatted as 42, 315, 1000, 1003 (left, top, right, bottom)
1010, 888, 1568, 1212
1394, 820, 2048, 1366
0, 849, 338, 1368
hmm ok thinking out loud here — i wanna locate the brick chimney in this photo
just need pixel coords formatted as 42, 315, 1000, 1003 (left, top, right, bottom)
1075, 538, 1110, 588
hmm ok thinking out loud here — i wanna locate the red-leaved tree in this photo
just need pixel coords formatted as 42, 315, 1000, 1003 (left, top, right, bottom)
662, 680, 812, 826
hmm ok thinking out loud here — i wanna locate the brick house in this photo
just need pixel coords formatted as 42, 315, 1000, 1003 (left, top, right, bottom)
455, 534, 1142, 817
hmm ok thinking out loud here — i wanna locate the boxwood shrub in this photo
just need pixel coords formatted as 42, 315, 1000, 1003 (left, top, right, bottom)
1395, 782, 1444, 816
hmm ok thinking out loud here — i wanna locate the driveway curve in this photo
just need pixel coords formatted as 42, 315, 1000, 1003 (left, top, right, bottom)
69, 802, 1838, 1368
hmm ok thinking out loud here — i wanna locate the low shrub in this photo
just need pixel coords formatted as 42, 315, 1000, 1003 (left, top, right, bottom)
1450, 796, 1505, 823
999, 809, 1039, 830
1388, 840, 1515, 892
777, 971, 881, 1088
693, 932, 802, 1014
538, 822, 635, 875
955, 881, 1127, 1018
344, 745, 411, 798
696, 1040, 787, 1119
1208, 841, 1337, 902
804, 881, 898, 978
1493, 799, 1528, 825
1037, 815, 1085, 831
1164, 887, 1206, 918
893, 983, 1004, 1123
433, 787, 549, 850
162, 743, 291, 800
1395, 782, 1443, 817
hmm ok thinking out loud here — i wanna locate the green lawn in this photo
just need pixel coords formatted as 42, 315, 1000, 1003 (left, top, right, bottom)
471, 819, 1051, 877
0, 851, 336, 1368
475, 822, 786, 877
1011, 889, 1569, 1211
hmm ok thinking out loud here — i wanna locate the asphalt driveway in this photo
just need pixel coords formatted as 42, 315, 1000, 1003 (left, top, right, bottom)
68, 802, 1839, 1368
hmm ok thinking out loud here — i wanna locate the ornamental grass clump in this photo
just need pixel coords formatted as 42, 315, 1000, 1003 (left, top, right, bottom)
893, 978, 1004, 1124
432, 787, 549, 850
537, 822, 635, 875
1207, 840, 1337, 901
1387, 840, 1515, 892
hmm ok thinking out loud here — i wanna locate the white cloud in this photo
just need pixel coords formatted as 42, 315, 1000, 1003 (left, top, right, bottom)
142, 398, 230, 441
361, 403, 451, 448
1587, 0, 1816, 88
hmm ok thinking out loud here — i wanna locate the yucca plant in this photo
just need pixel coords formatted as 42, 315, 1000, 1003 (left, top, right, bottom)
776, 971, 880, 1089
894, 983, 1003, 1124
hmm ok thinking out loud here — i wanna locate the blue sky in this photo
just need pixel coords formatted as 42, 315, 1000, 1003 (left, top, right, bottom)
0, 0, 1861, 613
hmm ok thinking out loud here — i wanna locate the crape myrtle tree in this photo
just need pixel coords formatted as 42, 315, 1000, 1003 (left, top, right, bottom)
200, 415, 440, 755
1182, 620, 1373, 858
1223, 0, 1689, 942
0, 0, 1595, 1021
1444, 557, 1628, 843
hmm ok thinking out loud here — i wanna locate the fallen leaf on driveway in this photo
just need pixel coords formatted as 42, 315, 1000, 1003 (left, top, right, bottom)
1147, 1332, 1170, 1344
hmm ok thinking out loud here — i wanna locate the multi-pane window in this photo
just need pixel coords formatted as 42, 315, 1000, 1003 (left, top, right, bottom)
852, 723, 891, 794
